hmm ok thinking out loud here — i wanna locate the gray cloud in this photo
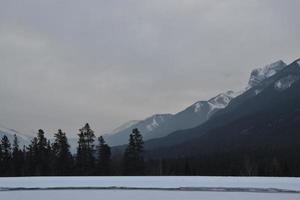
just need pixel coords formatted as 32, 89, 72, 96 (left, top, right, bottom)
0, 0, 299, 137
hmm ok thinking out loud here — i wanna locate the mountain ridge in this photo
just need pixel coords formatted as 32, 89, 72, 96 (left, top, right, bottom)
105, 60, 287, 146
142, 58, 300, 158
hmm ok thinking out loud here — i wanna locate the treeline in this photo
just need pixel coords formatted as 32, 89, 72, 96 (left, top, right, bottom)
0, 123, 144, 176
0, 123, 299, 177
145, 153, 298, 176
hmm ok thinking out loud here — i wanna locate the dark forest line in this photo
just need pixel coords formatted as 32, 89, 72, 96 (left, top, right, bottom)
0, 123, 299, 177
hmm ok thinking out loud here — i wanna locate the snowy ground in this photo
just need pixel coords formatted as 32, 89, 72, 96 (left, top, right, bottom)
1, 190, 300, 200
1, 176, 300, 200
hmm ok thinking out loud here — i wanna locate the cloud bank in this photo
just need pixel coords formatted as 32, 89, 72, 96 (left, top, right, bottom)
0, 0, 299, 136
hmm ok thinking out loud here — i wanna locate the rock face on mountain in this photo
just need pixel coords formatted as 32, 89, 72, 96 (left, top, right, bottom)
143, 59, 300, 158
106, 60, 287, 146
248, 60, 287, 87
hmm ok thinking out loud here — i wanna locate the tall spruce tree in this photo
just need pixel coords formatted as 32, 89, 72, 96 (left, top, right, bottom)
123, 133, 136, 175
34, 129, 51, 175
12, 134, 24, 176
52, 129, 73, 175
133, 128, 144, 174
96, 136, 111, 175
0, 142, 3, 175
1, 135, 12, 176
76, 123, 95, 175
123, 128, 144, 175
26, 137, 38, 175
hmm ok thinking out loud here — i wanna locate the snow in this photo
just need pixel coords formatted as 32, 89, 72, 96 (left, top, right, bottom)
1, 177, 300, 200
194, 102, 203, 112
146, 115, 167, 131
207, 101, 225, 111
0, 125, 30, 142
248, 60, 286, 87
0, 176, 300, 191
225, 90, 244, 98
206, 93, 233, 116
254, 89, 262, 95
0, 125, 31, 147
1, 190, 299, 200
197, 90, 244, 115
274, 75, 299, 91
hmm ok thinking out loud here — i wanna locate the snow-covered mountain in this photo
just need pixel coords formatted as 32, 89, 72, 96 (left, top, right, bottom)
273, 59, 300, 91
109, 120, 140, 135
104, 114, 173, 146
248, 60, 287, 87
144, 58, 300, 159
1, 60, 290, 149
105, 60, 288, 146
104, 91, 239, 146
0, 125, 31, 148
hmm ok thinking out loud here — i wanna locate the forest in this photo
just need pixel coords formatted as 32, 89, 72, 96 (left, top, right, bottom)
0, 123, 299, 177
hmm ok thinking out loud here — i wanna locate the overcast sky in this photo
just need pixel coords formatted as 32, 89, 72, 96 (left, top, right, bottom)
0, 0, 299, 137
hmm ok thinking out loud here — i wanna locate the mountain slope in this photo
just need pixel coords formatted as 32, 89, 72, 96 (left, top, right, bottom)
105, 92, 237, 146
107, 60, 286, 146
105, 114, 173, 145
144, 59, 300, 158
248, 60, 287, 87
0, 125, 31, 147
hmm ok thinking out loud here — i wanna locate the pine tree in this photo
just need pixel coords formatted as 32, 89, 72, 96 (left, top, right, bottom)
0, 142, 3, 175
28, 129, 52, 175
96, 136, 111, 175
52, 129, 73, 175
37, 129, 49, 175
76, 123, 95, 175
123, 133, 135, 175
26, 137, 38, 175
12, 134, 25, 176
123, 128, 145, 175
1, 135, 12, 176
133, 128, 144, 174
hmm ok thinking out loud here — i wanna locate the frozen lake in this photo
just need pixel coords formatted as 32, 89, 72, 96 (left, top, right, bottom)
1, 176, 300, 200
1, 190, 300, 200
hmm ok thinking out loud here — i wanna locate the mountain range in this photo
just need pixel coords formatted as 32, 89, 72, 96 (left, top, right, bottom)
105, 60, 287, 146
142, 58, 300, 160
1, 58, 298, 160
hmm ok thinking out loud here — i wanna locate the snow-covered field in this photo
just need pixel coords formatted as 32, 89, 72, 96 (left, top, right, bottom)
1, 176, 300, 200
1, 190, 300, 200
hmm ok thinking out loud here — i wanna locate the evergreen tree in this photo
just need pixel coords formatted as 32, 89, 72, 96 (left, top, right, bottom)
28, 129, 52, 175
96, 136, 111, 175
52, 129, 73, 175
132, 128, 145, 174
26, 137, 38, 175
37, 129, 50, 175
12, 134, 25, 176
0, 142, 3, 175
123, 133, 136, 175
1, 135, 12, 176
76, 123, 95, 175
123, 128, 144, 175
